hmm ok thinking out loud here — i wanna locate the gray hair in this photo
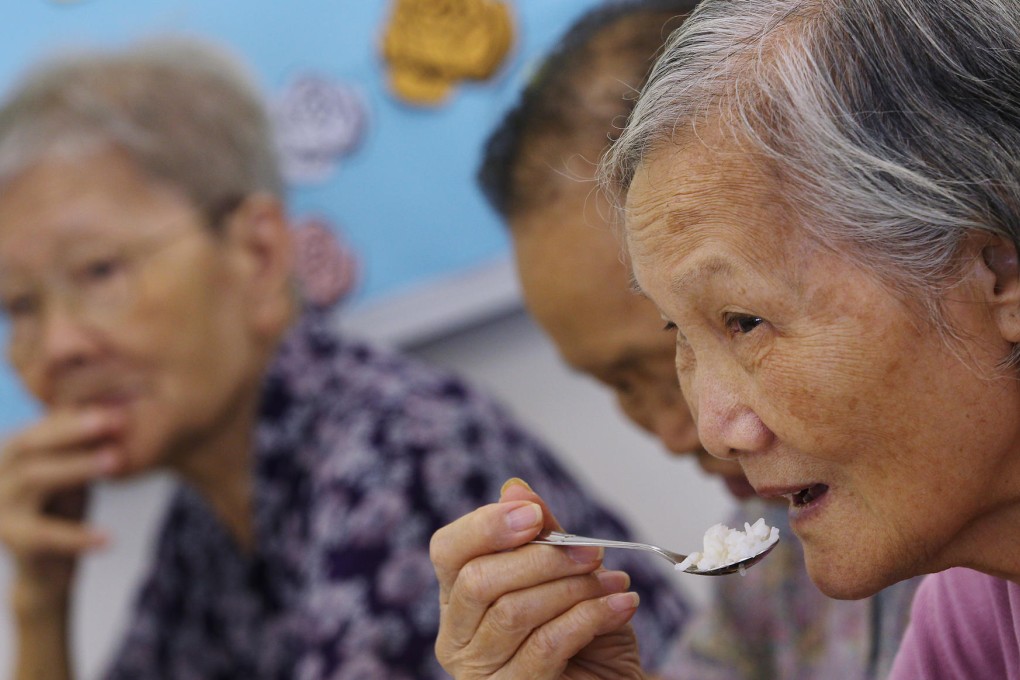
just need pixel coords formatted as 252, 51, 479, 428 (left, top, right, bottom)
0, 37, 282, 225
603, 0, 1020, 364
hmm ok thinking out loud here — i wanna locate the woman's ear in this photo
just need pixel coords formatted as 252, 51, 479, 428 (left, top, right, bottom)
222, 193, 295, 337
973, 232, 1020, 343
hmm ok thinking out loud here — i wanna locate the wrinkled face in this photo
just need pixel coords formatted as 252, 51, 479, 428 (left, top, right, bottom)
512, 177, 754, 500
0, 150, 272, 476
625, 139, 1020, 598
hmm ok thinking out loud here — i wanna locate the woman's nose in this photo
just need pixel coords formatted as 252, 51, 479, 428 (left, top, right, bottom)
687, 367, 771, 460
34, 302, 100, 369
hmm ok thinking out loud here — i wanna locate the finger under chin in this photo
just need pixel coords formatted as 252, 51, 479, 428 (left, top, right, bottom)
19, 449, 114, 502
502, 594, 642, 680
1, 514, 107, 556
7, 409, 124, 458
431, 500, 544, 604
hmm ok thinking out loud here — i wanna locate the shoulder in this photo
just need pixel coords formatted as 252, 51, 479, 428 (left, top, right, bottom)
267, 314, 581, 517
910, 567, 1020, 628
910, 568, 1014, 619
270, 312, 522, 433
147, 484, 228, 562
890, 569, 1020, 679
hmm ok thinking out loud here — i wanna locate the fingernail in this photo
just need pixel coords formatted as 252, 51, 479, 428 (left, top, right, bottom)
606, 592, 640, 612
566, 545, 603, 564
596, 570, 631, 594
500, 477, 533, 495
505, 503, 541, 531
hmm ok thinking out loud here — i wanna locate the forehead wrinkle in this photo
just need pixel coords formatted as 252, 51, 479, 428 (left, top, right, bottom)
637, 190, 809, 299
623, 201, 709, 299
624, 143, 807, 302
625, 190, 707, 245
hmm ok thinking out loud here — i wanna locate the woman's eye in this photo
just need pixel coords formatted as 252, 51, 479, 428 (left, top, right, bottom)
0, 293, 39, 319
78, 257, 125, 284
726, 314, 765, 335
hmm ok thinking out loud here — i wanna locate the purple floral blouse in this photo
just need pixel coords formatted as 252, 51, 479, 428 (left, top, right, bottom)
102, 311, 690, 679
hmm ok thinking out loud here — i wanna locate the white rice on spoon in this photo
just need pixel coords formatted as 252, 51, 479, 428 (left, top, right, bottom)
677, 518, 779, 573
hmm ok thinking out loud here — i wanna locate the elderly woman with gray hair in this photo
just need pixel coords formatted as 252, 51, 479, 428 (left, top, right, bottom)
430, 0, 1020, 678
0, 39, 692, 679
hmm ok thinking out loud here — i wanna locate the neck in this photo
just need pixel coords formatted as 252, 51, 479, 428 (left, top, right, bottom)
169, 314, 294, 552
935, 455, 1020, 583
170, 390, 259, 552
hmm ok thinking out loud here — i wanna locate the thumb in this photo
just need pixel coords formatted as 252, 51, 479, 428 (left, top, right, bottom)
499, 478, 565, 534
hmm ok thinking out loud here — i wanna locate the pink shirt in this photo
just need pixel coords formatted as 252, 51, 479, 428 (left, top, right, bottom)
889, 568, 1020, 679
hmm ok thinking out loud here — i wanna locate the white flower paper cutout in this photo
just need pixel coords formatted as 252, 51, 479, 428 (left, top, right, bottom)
273, 74, 367, 184
292, 216, 359, 309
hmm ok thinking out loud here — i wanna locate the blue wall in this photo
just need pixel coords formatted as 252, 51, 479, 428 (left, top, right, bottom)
0, 0, 603, 433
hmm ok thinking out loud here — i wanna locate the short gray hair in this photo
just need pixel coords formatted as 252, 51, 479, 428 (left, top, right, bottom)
0, 37, 282, 225
604, 0, 1020, 363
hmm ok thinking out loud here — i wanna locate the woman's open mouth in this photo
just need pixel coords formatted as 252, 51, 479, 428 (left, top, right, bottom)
787, 483, 829, 508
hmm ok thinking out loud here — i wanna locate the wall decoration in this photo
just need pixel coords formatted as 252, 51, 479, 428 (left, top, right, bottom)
380, 0, 514, 106
272, 74, 368, 184
292, 216, 359, 309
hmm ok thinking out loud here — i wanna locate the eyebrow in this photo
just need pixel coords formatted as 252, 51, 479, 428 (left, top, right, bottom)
670, 257, 735, 294
627, 256, 736, 299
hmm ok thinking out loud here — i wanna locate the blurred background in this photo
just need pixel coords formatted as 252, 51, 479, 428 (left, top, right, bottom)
0, 1, 734, 675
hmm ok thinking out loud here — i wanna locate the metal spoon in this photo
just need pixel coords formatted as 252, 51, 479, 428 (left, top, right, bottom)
530, 530, 779, 575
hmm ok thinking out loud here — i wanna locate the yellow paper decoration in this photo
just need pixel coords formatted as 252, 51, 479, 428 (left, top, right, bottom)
381, 0, 514, 106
